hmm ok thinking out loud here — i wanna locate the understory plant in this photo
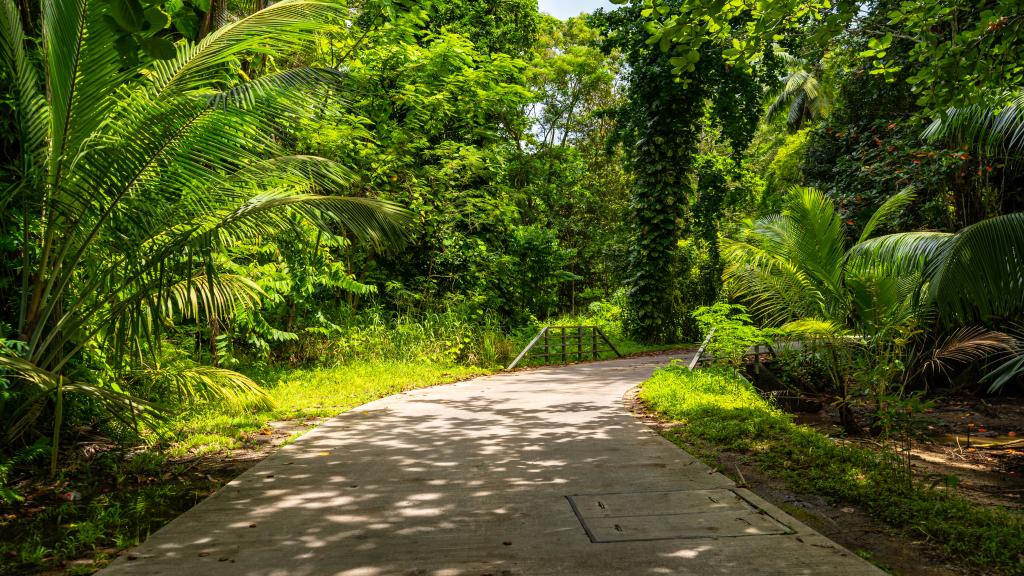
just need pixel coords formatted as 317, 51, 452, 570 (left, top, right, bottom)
0, 0, 407, 468
691, 303, 773, 366
724, 187, 1021, 432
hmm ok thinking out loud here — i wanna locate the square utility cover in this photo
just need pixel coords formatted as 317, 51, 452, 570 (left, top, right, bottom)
567, 489, 792, 543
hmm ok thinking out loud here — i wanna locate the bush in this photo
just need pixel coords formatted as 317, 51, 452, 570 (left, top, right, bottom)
222, 303, 517, 369
691, 303, 772, 366
769, 346, 832, 394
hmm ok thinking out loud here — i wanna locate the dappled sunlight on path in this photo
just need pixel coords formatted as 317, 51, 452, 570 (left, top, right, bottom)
99, 356, 882, 576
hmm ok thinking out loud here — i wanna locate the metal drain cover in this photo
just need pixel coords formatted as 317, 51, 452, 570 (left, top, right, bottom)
567, 489, 792, 543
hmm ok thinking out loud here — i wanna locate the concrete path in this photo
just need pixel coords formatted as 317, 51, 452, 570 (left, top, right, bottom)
101, 355, 884, 575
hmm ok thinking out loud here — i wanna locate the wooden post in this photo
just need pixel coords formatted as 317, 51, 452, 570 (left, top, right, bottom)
506, 325, 622, 371
506, 327, 548, 371
595, 328, 622, 358
688, 327, 716, 370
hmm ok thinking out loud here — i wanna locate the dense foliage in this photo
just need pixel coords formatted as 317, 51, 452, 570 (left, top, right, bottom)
0, 0, 642, 467
1, 0, 1023, 569
596, 2, 764, 343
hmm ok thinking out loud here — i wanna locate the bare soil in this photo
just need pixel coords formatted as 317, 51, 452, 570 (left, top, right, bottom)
794, 395, 1024, 512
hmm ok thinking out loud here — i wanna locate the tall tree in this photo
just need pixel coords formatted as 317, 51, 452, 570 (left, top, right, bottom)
431, 0, 540, 57
597, 2, 764, 343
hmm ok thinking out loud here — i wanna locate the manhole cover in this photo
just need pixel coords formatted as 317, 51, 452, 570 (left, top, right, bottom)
567, 489, 792, 543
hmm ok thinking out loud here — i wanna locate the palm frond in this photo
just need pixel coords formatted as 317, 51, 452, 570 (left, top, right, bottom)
190, 193, 411, 253
928, 213, 1024, 324
782, 187, 845, 303
43, 0, 127, 185
766, 70, 806, 122
0, 0, 49, 197
206, 67, 347, 110
0, 352, 161, 440
148, 0, 347, 97
723, 237, 827, 324
846, 269, 919, 338
771, 45, 807, 68
721, 188, 851, 326
140, 365, 272, 409
857, 187, 916, 243
779, 317, 849, 339
984, 353, 1024, 393
922, 93, 1024, 157
846, 231, 953, 278
764, 50, 830, 130
163, 273, 264, 321
910, 327, 1017, 382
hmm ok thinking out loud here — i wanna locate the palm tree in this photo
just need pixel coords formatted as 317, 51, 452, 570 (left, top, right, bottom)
765, 48, 831, 131
0, 0, 407, 468
725, 187, 1020, 430
723, 187, 920, 431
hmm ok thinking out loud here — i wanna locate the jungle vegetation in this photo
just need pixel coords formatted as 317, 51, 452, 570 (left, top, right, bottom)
1, 0, 1023, 570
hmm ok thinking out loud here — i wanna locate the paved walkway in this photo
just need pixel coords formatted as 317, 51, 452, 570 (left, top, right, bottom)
101, 355, 883, 575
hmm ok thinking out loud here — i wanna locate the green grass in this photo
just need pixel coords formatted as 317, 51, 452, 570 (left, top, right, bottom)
640, 364, 1024, 575
165, 361, 491, 456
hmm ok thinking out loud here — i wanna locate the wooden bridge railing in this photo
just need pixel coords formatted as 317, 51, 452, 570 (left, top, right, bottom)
505, 326, 622, 371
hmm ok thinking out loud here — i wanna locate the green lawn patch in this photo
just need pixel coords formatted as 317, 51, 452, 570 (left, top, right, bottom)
639, 364, 1024, 575
166, 361, 490, 455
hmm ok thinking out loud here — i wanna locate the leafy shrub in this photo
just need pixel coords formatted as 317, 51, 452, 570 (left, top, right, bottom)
691, 303, 773, 366
263, 306, 516, 368
770, 346, 832, 394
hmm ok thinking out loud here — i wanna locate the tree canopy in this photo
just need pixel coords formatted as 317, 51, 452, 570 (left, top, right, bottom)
1, 0, 1023, 489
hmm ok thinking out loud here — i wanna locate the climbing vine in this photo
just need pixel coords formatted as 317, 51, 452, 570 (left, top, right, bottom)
597, 3, 765, 343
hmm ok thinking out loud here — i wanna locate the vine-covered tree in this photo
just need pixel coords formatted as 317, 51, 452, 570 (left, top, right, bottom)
596, 2, 764, 343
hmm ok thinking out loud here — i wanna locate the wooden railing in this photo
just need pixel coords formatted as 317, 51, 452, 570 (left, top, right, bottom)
686, 328, 778, 369
505, 326, 622, 371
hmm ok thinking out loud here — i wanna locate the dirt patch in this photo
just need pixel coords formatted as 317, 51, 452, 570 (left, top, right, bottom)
792, 396, 1024, 512
205, 418, 323, 471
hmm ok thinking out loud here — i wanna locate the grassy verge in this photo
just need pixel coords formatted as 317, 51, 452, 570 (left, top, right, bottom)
0, 361, 491, 574
165, 361, 490, 456
639, 363, 1024, 575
